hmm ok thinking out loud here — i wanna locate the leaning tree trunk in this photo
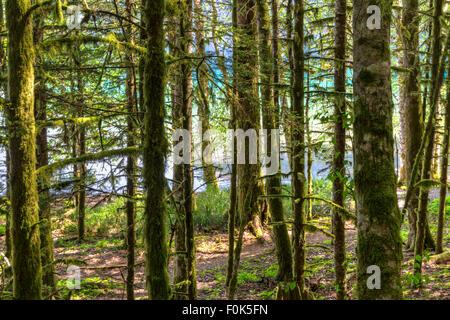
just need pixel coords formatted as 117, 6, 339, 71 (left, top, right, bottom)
142, 0, 171, 300
401, 0, 438, 251
6, 0, 42, 299
332, 0, 347, 300
257, 0, 294, 285
413, 0, 446, 286
352, 0, 403, 299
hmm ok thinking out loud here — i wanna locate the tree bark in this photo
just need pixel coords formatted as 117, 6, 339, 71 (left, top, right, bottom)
125, 0, 137, 300
142, 0, 171, 300
332, 0, 347, 300
194, 0, 218, 192
352, 0, 403, 299
413, 0, 446, 286
257, 0, 294, 284
228, 0, 261, 299
291, 0, 307, 299
436, 68, 449, 254
6, 0, 42, 299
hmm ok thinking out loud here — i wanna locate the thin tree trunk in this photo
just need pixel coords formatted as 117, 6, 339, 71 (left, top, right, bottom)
413, 0, 446, 286
402, 0, 439, 252
332, 0, 347, 300
179, 0, 196, 300
143, 0, 171, 300
0, 0, 11, 260
194, 0, 218, 192
226, 0, 238, 287
352, 0, 403, 299
401, 0, 422, 252
291, 0, 307, 299
305, 67, 313, 221
34, 22, 56, 292
436, 69, 449, 254
125, 0, 137, 300
257, 0, 294, 285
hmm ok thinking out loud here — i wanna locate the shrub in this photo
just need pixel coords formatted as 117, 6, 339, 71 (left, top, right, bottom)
194, 188, 230, 231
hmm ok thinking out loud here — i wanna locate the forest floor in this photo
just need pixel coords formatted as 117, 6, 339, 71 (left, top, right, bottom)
0, 189, 449, 300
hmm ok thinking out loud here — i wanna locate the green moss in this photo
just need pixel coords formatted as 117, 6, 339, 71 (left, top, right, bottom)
359, 69, 377, 84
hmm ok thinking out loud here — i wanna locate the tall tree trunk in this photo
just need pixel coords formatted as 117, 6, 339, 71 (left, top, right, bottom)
143, 0, 171, 300
125, 0, 137, 300
436, 68, 449, 254
414, 0, 446, 285
400, 0, 422, 251
284, 0, 293, 173
291, 0, 307, 299
226, 0, 237, 287
305, 67, 312, 221
332, 0, 347, 300
76, 82, 86, 243
34, 16, 56, 293
0, 0, 11, 260
402, 0, 438, 251
257, 0, 294, 285
194, 0, 218, 192
179, 0, 197, 300
6, 0, 42, 299
352, 0, 403, 299
167, 13, 187, 300
228, 0, 261, 299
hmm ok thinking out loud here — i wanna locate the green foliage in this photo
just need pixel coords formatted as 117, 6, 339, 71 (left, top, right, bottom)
428, 196, 450, 217
83, 198, 126, 236
193, 188, 230, 231
57, 277, 124, 300
263, 265, 279, 278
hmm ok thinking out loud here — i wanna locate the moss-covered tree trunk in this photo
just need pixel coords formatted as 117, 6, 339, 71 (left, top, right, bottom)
0, 0, 11, 260
436, 70, 449, 254
284, 0, 293, 173
142, 0, 171, 300
124, 0, 137, 300
194, 0, 218, 192
179, 0, 197, 300
6, 0, 42, 299
305, 68, 312, 221
401, 0, 439, 251
332, 0, 347, 300
400, 0, 422, 251
256, 0, 293, 284
414, 0, 446, 284
228, 0, 261, 299
291, 0, 307, 299
34, 15, 56, 291
352, 0, 403, 299
225, 0, 238, 288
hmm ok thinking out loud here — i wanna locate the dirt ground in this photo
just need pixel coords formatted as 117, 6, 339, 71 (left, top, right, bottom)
1, 190, 449, 300
47, 221, 448, 300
